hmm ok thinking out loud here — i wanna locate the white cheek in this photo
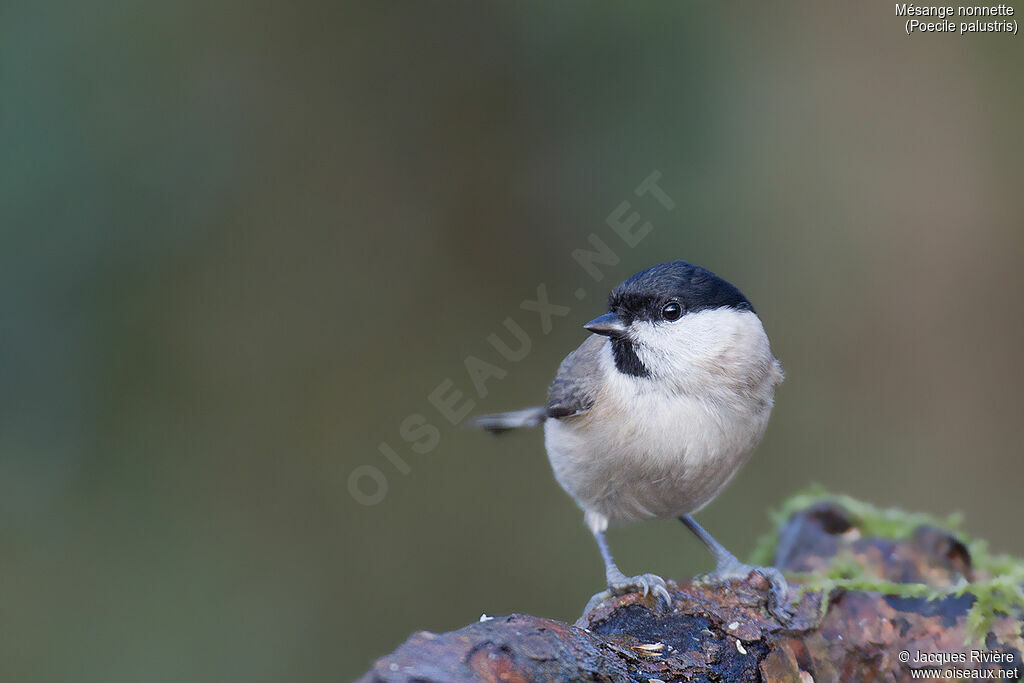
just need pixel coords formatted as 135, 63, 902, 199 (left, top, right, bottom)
632, 317, 716, 357
630, 308, 772, 384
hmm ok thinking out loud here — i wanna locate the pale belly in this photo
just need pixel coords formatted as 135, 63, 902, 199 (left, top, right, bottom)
544, 388, 773, 525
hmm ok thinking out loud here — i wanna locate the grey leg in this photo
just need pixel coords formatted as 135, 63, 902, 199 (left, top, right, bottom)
593, 527, 626, 582
679, 514, 743, 572
583, 528, 672, 614
679, 515, 794, 623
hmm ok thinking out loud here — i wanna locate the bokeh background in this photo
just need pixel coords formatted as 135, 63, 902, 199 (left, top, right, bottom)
3, 2, 1023, 681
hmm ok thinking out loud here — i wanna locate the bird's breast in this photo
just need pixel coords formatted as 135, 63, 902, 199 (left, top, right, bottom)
544, 356, 777, 523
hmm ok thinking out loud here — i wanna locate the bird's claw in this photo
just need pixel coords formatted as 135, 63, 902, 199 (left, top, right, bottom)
753, 566, 796, 624
704, 561, 795, 625
583, 572, 672, 615
622, 573, 672, 606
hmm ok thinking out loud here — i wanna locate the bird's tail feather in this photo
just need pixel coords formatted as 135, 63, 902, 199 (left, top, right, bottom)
470, 406, 547, 435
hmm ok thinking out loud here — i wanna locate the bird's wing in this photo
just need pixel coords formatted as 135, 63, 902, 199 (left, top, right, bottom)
546, 334, 605, 419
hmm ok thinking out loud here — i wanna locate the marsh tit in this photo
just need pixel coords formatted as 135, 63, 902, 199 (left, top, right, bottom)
475, 260, 790, 616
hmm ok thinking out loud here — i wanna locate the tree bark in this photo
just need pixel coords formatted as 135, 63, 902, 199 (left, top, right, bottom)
360, 501, 1024, 682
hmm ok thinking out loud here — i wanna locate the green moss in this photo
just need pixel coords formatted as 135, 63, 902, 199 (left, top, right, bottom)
751, 485, 1024, 645
953, 571, 1024, 642
749, 483, 963, 566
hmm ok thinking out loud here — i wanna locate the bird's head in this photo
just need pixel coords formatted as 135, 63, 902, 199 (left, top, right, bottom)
584, 260, 767, 384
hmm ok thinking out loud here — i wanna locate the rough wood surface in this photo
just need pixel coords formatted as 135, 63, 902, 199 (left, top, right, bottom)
360, 502, 1024, 682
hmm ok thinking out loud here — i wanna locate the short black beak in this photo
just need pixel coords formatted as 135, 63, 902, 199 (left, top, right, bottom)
584, 312, 628, 338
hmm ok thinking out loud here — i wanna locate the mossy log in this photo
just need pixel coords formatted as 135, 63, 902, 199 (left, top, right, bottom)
360, 493, 1024, 682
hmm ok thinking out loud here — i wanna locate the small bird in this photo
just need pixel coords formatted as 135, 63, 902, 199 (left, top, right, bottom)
474, 260, 790, 616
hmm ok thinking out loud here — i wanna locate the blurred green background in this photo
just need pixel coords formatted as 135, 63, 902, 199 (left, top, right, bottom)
2, 2, 1022, 681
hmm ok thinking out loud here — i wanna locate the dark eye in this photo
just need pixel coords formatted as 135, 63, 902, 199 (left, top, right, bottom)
662, 302, 682, 321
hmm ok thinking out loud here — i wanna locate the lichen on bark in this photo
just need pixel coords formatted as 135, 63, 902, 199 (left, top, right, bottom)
756, 485, 1024, 646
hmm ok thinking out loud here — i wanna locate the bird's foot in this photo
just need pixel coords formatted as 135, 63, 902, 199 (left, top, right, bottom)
583, 571, 672, 615
703, 560, 795, 625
